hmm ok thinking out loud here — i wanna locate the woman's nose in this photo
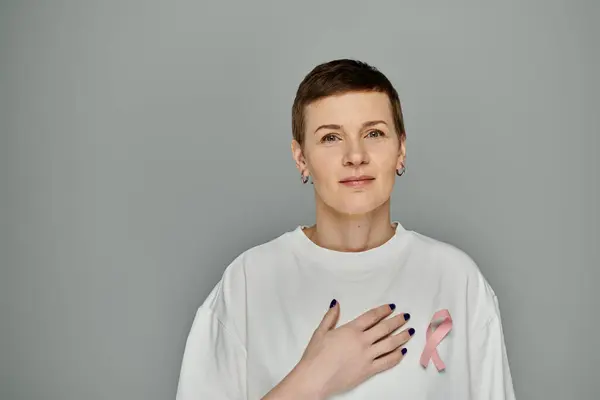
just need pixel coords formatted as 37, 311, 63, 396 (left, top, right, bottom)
342, 141, 369, 166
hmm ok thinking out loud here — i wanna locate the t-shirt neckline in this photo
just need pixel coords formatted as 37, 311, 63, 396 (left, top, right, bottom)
288, 221, 413, 272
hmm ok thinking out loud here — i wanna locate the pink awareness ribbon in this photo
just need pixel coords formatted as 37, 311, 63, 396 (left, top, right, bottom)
419, 309, 452, 371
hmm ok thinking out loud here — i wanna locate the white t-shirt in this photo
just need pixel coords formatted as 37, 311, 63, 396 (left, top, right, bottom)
175, 222, 516, 399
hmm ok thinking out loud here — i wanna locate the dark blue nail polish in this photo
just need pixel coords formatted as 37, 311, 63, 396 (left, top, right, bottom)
408, 328, 415, 336
404, 313, 410, 321
401, 348, 408, 355
329, 299, 337, 308
389, 303, 396, 311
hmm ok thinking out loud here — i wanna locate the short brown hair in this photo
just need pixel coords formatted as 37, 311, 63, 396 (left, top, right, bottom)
291, 59, 406, 147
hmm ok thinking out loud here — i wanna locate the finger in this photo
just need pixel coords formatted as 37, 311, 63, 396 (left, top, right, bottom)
370, 347, 408, 375
369, 328, 414, 359
364, 313, 411, 344
315, 299, 340, 335
348, 303, 395, 331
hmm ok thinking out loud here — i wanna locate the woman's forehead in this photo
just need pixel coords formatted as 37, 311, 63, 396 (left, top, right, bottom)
304, 91, 394, 129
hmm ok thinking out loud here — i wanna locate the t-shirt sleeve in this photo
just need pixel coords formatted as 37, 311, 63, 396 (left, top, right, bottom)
469, 295, 516, 400
175, 294, 247, 399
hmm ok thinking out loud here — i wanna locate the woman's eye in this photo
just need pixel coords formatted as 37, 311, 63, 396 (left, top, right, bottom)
367, 129, 385, 138
321, 134, 339, 142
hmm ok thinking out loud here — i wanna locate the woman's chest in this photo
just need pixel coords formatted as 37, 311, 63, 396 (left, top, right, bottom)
245, 291, 470, 399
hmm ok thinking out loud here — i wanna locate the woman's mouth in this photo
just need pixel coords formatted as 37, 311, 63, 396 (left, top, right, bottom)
339, 175, 376, 187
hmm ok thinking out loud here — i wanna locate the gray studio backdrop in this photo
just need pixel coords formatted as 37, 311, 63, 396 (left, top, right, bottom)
1, 1, 598, 399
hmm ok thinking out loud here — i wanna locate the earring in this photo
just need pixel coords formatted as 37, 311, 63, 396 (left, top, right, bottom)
396, 166, 406, 176
301, 174, 309, 184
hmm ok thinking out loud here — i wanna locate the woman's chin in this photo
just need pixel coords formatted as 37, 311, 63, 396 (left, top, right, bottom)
332, 199, 388, 216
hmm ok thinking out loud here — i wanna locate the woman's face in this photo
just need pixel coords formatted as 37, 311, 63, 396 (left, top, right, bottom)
292, 91, 405, 216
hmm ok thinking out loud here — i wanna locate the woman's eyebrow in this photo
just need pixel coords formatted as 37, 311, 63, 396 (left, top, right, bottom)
313, 120, 388, 134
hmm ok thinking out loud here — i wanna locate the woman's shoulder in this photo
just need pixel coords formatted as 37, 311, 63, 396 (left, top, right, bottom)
408, 229, 482, 275
197, 228, 300, 334
218, 225, 300, 276
407, 229, 502, 327
410, 230, 497, 290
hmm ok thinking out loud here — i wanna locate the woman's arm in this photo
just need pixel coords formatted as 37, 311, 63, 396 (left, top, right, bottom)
175, 302, 248, 399
469, 296, 516, 399
261, 363, 326, 400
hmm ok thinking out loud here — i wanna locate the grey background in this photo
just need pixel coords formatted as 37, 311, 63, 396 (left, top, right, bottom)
1, 1, 598, 399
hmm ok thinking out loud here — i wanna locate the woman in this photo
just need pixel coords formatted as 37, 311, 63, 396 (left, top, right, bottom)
175, 59, 516, 399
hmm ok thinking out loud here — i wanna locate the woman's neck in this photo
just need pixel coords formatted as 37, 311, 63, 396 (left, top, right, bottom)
304, 201, 396, 253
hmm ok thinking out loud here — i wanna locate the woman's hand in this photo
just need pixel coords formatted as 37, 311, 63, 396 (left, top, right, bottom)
299, 299, 414, 398
263, 299, 414, 400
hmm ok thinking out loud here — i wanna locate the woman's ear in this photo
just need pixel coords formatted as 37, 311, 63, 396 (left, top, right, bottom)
396, 139, 406, 170
396, 156, 405, 170
291, 139, 307, 173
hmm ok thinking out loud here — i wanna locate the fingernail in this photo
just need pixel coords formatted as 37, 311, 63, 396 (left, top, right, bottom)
403, 313, 410, 321
408, 328, 415, 336
329, 299, 337, 308
389, 303, 396, 311
401, 348, 408, 355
